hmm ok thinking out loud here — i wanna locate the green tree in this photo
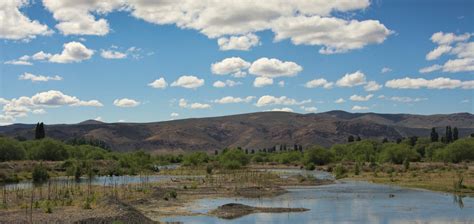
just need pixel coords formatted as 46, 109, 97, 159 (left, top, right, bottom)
35, 122, 45, 140
453, 127, 459, 141
0, 137, 26, 161
28, 139, 69, 161
434, 138, 474, 163
446, 126, 453, 143
348, 135, 354, 142
32, 164, 49, 183
379, 143, 419, 164
430, 127, 439, 142
219, 149, 249, 169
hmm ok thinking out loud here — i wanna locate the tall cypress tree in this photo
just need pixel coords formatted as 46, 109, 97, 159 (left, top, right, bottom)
446, 126, 453, 143
430, 127, 439, 142
34, 122, 40, 139
37, 122, 45, 139
348, 135, 354, 142
453, 127, 459, 141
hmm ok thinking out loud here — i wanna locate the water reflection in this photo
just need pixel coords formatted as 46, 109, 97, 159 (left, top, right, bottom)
454, 195, 465, 209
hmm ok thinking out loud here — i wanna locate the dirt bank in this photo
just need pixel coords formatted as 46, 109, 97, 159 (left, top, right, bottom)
209, 203, 309, 219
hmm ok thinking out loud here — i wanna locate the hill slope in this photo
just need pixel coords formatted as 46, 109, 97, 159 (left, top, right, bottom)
1, 111, 473, 152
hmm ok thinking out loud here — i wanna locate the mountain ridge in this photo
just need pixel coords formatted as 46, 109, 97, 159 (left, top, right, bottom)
1, 110, 473, 153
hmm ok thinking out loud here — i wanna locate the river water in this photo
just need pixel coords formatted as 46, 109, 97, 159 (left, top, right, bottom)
161, 169, 474, 224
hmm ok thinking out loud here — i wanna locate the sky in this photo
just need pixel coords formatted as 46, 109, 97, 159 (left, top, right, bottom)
0, 0, 473, 125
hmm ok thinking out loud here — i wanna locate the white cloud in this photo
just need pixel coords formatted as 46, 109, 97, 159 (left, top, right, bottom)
442, 58, 474, 73
272, 15, 392, 54
213, 96, 255, 104
101, 49, 127, 59
217, 33, 260, 51
278, 81, 285, 87
300, 106, 318, 113
381, 67, 392, 73
94, 116, 103, 121
451, 42, 474, 58
385, 77, 474, 89
389, 96, 427, 103
148, 77, 168, 89
304, 78, 333, 89
352, 105, 369, 111
249, 58, 302, 78
350, 94, 373, 102
19, 72, 63, 82
270, 107, 294, 112
42, 0, 122, 36
212, 80, 241, 88
171, 75, 205, 89
364, 81, 382, 91
419, 64, 442, 73
32, 51, 53, 60
4, 59, 32, 66
430, 32, 471, 45
256, 95, 310, 107
113, 98, 140, 107
336, 71, 367, 87
0, 0, 52, 40
211, 57, 250, 77
179, 99, 211, 109
253, 77, 274, 87
1, 90, 102, 123
170, 112, 179, 117
426, 45, 452, 60
335, 98, 345, 103
32, 109, 46, 114
49, 42, 94, 63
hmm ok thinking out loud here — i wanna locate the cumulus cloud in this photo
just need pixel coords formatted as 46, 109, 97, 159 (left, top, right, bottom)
49, 42, 94, 63
270, 107, 294, 112
113, 98, 140, 107
304, 78, 333, 89
170, 112, 179, 117
352, 105, 369, 111
217, 33, 260, 51
213, 96, 255, 104
336, 71, 367, 87
253, 77, 274, 87
211, 57, 250, 77
0, 0, 52, 40
430, 32, 471, 45
278, 81, 285, 87
419, 64, 442, 73
212, 80, 242, 88
1, 90, 102, 123
364, 81, 382, 91
350, 94, 373, 102
272, 15, 392, 54
426, 45, 452, 60
442, 58, 474, 73
249, 58, 302, 78
148, 77, 168, 89
255, 95, 310, 107
385, 77, 474, 89
335, 98, 346, 103
171, 75, 205, 89
19, 72, 63, 82
179, 99, 211, 109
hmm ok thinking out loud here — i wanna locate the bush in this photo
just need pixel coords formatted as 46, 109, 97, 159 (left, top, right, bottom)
32, 164, 49, 183
182, 152, 209, 166
219, 149, 249, 169
28, 138, 69, 161
304, 163, 315, 171
378, 143, 420, 164
334, 164, 346, 179
434, 138, 474, 163
303, 146, 333, 165
0, 137, 26, 161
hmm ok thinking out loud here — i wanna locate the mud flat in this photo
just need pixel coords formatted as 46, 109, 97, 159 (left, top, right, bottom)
209, 203, 309, 219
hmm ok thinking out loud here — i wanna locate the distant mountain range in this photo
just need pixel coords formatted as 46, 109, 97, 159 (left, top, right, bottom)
1, 111, 473, 153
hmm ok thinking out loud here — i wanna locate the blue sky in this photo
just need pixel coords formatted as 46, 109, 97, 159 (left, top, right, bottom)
0, 0, 473, 125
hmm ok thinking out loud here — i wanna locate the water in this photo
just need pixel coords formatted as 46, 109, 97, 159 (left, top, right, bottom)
162, 170, 474, 224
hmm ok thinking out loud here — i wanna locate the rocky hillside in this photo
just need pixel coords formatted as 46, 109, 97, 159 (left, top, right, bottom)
1, 111, 473, 153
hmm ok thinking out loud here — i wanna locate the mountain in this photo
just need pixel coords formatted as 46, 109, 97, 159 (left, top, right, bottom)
0, 111, 473, 153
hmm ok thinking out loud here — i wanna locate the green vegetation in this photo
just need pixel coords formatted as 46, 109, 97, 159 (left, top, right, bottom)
32, 164, 49, 183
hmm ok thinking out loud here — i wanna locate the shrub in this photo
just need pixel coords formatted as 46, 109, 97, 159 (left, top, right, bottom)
434, 138, 474, 163
32, 164, 49, 183
28, 138, 69, 161
378, 143, 420, 164
219, 149, 249, 169
304, 163, 315, 171
0, 137, 26, 161
303, 146, 333, 166
182, 152, 209, 166
334, 164, 346, 179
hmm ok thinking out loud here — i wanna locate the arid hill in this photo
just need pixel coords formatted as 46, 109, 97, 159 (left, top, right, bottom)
1, 111, 473, 153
